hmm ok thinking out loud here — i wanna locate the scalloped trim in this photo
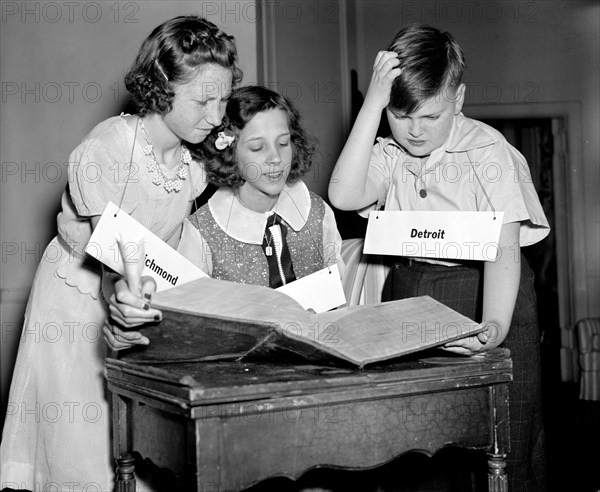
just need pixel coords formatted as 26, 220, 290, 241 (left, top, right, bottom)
55, 259, 101, 300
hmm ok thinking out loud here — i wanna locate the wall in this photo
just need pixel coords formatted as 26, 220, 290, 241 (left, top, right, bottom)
256, 0, 348, 198
353, 0, 600, 322
0, 1, 258, 420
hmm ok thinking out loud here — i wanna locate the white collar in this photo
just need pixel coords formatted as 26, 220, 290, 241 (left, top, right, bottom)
208, 181, 311, 244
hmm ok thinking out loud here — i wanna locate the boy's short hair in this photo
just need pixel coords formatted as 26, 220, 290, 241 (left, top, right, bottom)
199, 85, 316, 188
387, 24, 466, 113
125, 15, 243, 116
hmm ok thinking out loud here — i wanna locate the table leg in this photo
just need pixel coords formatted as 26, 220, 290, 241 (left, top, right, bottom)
115, 453, 137, 492
487, 454, 508, 492
112, 392, 137, 491
487, 383, 510, 492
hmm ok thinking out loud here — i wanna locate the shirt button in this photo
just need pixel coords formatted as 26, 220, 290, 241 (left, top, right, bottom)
419, 189, 427, 198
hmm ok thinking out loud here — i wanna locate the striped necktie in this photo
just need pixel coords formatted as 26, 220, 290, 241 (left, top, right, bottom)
261, 213, 297, 288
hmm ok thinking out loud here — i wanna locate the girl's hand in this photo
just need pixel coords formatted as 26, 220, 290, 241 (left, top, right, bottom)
364, 51, 402, 111
107, 276, 162, 328
441, 322, 507, 356
103, 320, 149, 351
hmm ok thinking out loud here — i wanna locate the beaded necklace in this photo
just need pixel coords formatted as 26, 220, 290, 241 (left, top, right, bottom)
139, 118, 191, 193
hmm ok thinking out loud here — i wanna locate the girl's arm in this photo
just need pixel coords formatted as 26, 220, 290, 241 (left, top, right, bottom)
70, 139, 160, 349
328, 51, 401, 211
104, 218, 215, 351
94, 214, 159, 350
443, 221, 521, 355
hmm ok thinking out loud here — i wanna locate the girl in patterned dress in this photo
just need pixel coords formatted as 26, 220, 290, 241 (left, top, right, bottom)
178, 85, 343, 286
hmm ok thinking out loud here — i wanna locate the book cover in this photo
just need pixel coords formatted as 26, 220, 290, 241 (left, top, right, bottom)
125, 277, 484, 368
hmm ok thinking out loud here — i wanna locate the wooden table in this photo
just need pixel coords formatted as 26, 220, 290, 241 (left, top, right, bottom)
107, 348, 512, 492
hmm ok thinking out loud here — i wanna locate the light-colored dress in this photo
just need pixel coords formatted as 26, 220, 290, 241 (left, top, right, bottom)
0, 115, 206, 491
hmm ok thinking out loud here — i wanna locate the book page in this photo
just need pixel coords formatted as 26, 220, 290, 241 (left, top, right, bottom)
304, 297, 483, 365
152, 277, 313, 330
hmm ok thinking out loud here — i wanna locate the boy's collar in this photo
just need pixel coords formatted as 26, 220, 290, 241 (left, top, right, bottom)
445, 113, 498, 152
208, 181, 311, 244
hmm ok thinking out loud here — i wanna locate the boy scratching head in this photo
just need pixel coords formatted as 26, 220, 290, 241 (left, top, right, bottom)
386, 24, 467, 157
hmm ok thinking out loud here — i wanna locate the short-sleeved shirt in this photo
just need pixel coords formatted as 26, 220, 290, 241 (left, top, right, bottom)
57, 115, 207, 256
362, 113, 549, 247
178, 180, 344, 284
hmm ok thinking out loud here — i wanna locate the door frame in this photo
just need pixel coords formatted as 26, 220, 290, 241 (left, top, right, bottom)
464, 101, 583, 380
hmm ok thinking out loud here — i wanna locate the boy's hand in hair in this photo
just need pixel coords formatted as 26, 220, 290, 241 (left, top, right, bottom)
365, 51, 401, 111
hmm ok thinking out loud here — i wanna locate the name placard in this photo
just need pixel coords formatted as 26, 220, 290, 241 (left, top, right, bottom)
86, 201, 207, 292
363, 211, 504, 261
276, 264, 346, 313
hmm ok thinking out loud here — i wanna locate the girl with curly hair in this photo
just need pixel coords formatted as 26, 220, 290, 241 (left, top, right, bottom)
1, 15, 241, 491
178, 85, 344, 287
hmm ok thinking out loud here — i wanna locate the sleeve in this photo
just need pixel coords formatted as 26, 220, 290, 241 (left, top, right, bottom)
322, 202, 345, 280
470, 141, 550, 247
339, 238, 392, 306
177, 218, 213, 276
357, 137, 394, 218
68, 137, 138, 217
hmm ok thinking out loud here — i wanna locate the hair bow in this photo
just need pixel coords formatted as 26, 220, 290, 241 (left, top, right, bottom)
215, 131, 235, 150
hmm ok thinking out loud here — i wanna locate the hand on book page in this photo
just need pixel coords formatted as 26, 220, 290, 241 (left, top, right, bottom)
134, 277, 485, 367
